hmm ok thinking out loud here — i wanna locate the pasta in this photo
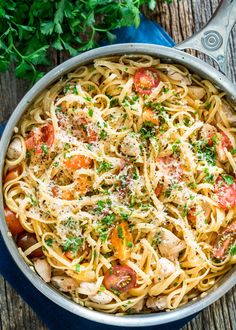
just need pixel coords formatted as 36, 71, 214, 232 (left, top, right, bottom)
3, 54, 236, 314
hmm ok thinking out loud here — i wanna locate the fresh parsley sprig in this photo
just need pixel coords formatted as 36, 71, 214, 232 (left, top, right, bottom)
0, 0, 171, 82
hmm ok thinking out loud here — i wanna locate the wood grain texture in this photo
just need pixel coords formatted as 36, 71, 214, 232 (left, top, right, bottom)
0, 0, 235, 329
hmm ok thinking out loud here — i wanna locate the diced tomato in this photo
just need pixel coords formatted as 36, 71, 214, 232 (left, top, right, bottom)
17, 232, 43, 258
4, 207, 24, 235
143, 109, 159, 125
87, 127, 97, 142
155, 183, 163, 197
212, 221, 236, 259
111, 221, 133, 261
65, 250, 78, 260
103, 265, 136, 294
61, 190, 74, 200
134, 67, 160, 95
220, 132, 232, 150
214, 176, 236, 209
52, 186, 74, 200
41, 124, 54, 146
4, 165, 22, 183
25, 124, 54, 154
65, 155, 93, 170
187, 207, 197, 226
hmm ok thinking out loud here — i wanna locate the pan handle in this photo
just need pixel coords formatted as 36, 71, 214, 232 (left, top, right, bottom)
176, 0, 236, 75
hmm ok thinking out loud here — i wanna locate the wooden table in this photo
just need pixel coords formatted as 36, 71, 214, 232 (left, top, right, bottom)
0, 0, 235, 329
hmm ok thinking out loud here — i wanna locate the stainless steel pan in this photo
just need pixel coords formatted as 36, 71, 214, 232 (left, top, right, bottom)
0, 0, 236, 327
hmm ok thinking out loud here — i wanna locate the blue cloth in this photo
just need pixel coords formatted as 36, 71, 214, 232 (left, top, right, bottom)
0, 16, 196, 330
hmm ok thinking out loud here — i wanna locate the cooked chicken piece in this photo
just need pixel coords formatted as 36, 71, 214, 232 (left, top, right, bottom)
158, 228, 186, 260
132, 299, 144, 312
51, 276, 79, 292
188, 86, 206, 100
89, 292, 113, 304
146, 296, 168, 311
120, 134, 140, 157
217, 102, 236, 126
7, 138, 23, 159
167, 69, 191, 85
80, 282, 112, 304
34, 258, 52, 283
80, 281, 98, 295
200, 124, 217, 141
159, 257, 176, 278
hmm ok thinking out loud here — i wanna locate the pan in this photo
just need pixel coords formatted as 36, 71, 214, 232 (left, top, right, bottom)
0, 0, 235, 327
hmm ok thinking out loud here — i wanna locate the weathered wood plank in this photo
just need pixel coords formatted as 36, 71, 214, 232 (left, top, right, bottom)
0, 0, 235, 329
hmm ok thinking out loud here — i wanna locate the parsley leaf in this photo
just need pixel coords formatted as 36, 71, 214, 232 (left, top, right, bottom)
230, 245, 236, 256
63, 236, 83, 253
97, 161, 113, 173
222, 174, 234, 185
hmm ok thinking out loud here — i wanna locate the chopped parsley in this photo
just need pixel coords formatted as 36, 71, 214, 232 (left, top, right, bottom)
203, 168, 214, 184
110, 98, 119, 107
101, 213, 115, 226
100, 129, 108, 140
172, 139, 181, 155
45, 238, 53, 246
64, 143, 70, 150
97, 161, 113, 173
182, 204, 188, 217
73, 86, 78, 94
193, 140, 216, 166
53, 161, 59, 167
140, 122, 156, 139
95, 200, 105, 214
117, 226, 124, 239
120, 211, 129, 221
163, 87, 169, 93
28, 194, 37, 206
64, 84, 71, 93
63, 237, 83, 253
222, 174, 234, 185
41, 144, 48, 155
205, 102, 211, 110
231, 148, 236, 155
76, 264, 81, 272
88, 109, 94, 117
230, 245, 236, 256
133, 171, 139, 180
84, 96, 92, 102
88, 85, 95, 91
152, 232, 162, 246
126, 241, 133, 248
164, 188, 171, 197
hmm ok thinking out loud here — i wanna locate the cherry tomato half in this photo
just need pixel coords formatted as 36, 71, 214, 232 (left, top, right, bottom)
4, 207, 24, 236
212, 221, 236, 259
134, 67, 160, 95
103, 265, 136, 294
214, 176, 236, 209
65, 155, 93, 170
17, 232, 43, 258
